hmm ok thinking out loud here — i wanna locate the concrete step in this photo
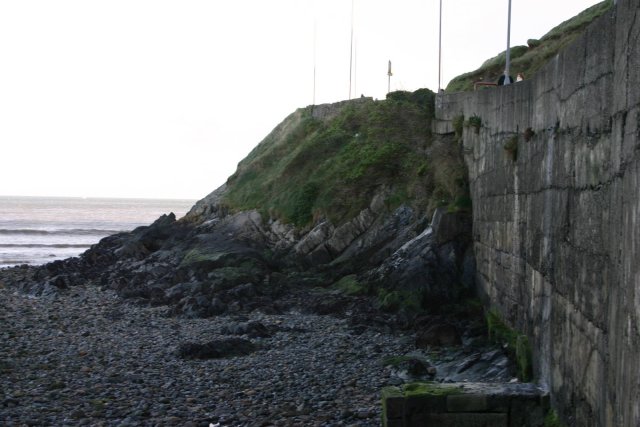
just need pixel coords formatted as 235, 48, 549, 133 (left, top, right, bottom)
382, 381, 549, 427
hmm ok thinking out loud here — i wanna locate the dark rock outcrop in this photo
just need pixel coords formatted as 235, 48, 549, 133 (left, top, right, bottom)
177, 338, 257, 360
415, 320, 462, 348
364, 207, 474, 314
0, 190, 474, 327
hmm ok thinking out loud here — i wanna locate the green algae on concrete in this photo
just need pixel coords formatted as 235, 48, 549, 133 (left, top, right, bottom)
381, 386, 404, 424
402, 382, 463, 397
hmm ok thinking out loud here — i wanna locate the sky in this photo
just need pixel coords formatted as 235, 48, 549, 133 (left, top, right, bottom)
0, 0, 602, 200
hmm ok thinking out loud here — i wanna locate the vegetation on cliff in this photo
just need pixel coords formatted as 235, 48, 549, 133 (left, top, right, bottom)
446, 0, 613, 92
223, 89, 469, 226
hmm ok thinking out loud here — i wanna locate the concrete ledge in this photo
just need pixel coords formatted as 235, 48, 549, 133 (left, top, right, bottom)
382, 382, 549, 427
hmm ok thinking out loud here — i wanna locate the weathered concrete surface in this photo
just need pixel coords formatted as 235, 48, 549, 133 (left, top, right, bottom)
382, 382, 548, 427
434, 1, 640, 426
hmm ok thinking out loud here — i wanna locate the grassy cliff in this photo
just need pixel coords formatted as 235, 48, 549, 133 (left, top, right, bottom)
222, 89, 468, 227
218, 2, 611, 226
446, 0, 613, 92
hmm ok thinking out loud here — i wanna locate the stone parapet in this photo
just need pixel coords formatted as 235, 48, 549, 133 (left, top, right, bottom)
433, 1, 640, 425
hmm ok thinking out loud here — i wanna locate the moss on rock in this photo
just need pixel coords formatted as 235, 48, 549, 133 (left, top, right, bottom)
180, 249, 230, 267
376, 288, 422, 313
332, 274, 367, 296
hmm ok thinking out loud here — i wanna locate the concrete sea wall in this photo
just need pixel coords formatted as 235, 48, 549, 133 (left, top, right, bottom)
433, 1, 640, 425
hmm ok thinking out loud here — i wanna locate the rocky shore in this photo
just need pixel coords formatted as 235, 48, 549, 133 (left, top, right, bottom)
1, 283, 407, 426
1, 276, 516, 427
0, 177, 513, 426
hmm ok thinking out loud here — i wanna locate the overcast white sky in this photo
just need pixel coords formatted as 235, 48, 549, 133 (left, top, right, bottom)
0, 0, 602, 200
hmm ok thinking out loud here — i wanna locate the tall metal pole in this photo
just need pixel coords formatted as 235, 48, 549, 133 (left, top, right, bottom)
354, 37, 357, 96
349, 0, 354, 99
504, 0, 512, 85
313, 18, 317, 105
387, 60, 392, 94
438, 0, 442, 92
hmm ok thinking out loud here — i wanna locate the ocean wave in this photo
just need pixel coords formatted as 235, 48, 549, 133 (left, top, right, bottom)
0, 228, 123, 236
0, 260, 33, 266
0, 243, 91, 249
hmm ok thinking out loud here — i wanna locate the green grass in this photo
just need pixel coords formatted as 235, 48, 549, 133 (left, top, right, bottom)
452, 115, 464, 139
290, 181, 320, 225
376, 288, 423, 313
486, 309, 533, 381
332, 274, 367, 296
445, 1, 613, 92
504, 135, 519, 161
222, 89, 468, 227
466, 115, 482, 134
544, 409, 566, 427
449, 195, 472, 213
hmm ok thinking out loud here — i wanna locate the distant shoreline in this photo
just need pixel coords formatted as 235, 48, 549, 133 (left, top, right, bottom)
0, 195, 197, 202
0, 196, 196, 267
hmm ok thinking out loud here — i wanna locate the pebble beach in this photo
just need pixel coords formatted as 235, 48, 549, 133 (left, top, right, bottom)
0, 283, 411, 426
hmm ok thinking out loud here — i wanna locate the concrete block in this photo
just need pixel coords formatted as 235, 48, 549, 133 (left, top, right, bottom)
384, 396, 405, 420
405, 394, 448, 415
509, 398, 547, 427
382, 387, 405, 420
447, 393, 488, 412
486, 395, 510, 413
414, 412, 508, 427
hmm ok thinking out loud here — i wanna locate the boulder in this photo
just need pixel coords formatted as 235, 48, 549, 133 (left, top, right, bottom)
177, 338, 257, 360
221, 321, 271, 338
415, 322, 462, 348
210, 297, 227, 315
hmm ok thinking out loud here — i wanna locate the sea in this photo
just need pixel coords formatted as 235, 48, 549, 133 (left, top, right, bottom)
0, 196, 195, 268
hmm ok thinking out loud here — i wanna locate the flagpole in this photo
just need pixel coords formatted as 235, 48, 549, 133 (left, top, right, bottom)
504, 0, 512, 85
354, 37, 357, 97
387, 60, 392, 94
349, 0, 354, 99
313, 18, 317, 105
438, 0, 442, 92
